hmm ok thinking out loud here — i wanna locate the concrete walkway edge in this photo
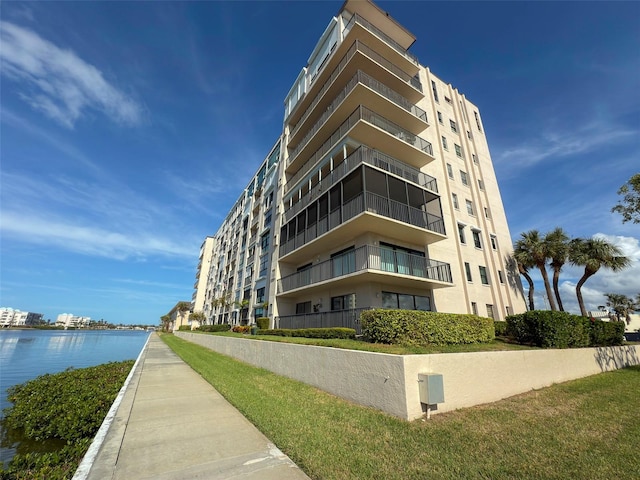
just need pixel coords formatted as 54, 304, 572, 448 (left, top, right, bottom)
79, 333, 310, 480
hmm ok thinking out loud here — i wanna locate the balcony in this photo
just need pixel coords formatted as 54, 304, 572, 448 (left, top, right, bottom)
288, 39, 423, 132
287, 105, 433, 177
284, 146, 437, 222
289, 68, 427, 150
278, 244, 452, 295
342, 13, 419, 74
279, 190, 445, 262
276, 308, 370, 335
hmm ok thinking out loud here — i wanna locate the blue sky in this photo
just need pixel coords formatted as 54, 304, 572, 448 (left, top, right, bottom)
1, 1, 638, 324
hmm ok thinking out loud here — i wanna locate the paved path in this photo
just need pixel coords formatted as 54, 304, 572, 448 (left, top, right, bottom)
82, 334, 310, 480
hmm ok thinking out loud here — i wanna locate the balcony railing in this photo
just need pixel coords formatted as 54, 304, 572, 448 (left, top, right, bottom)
289, 70, 426, 160
287, 105, 433, 185
289, 39, 423, 132
276, 307, 370, 335
280, 191, 445, 257
343, 13, 419, 67
283, 146, 438, 223
278, 244, 452, 293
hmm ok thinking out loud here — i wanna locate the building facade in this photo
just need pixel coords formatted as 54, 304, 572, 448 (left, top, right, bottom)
197, 0, 526, 328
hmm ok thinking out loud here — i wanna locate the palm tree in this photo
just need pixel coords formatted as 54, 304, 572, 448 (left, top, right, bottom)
604, 293, 636, 324
569, 238, 631, 317
514, 230, 557, 310
511, 253, 535, 311
544, 227, 570, 311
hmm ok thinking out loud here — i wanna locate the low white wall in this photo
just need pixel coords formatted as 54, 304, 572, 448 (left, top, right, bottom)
177, 333, 409, 418
177, 333, 640, 421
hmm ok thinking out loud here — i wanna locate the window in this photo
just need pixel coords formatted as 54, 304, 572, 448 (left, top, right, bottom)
506, 306, 512, 316
260, 232, 269, 250
264, 191, 274, 209
437, 111, 443, 124
471, 302, 478, 315
450, 120, 458, 133
445, 96, 452, 104
460, 170, 469, 186
264, 210, 272, 228
447, 163, 454, 179
442, 136, 448, 150
258, 254, 268, 278
466, 199, 474, 216
256, 287, 265, 303
431, 80, 439, 102
457, 223, 466, 244
382, 292, 431, 311
331, 293, 355, 311
472, 230, 482, 249
455, 144, 463, 158
452, 193, 459, 209
486, 304, 495, 319
478, 179, 484, 190
498, 270, 505, 284
479, 266, 489, 285
467, 130, 472, 140
490, 235, 497, 250
484, 207, 490, 219
296, 301, 311, 314
472, 154, 478, 164
464, 262, 472, 282
474, 111, 482, 132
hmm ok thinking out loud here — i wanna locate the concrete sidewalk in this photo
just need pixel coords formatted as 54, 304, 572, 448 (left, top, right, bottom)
82, 334, 310, 480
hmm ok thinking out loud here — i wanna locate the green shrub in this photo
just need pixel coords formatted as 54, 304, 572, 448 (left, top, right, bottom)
198, 324, 231, 332
494, 321, 508, 337
258, 327, 356, 339
360, 309, 494, 346
256, 317, 270, 330
589, 319, 625, 346
506, 310, 594, 348
177, 325, 192, 331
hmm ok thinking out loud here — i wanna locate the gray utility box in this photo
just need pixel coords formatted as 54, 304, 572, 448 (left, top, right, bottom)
418, 373, 444, 405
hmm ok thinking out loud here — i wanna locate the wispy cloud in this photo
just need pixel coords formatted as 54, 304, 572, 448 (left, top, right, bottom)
1, 210, 196, 260
0, 21, 144, 128
0, 172, 201, 261
496, 122, 636, 171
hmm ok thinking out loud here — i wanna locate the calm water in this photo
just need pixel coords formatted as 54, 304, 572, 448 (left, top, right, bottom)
0, 329, 150, 465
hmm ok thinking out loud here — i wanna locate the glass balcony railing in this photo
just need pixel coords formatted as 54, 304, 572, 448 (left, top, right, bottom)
278, 244, 452, 293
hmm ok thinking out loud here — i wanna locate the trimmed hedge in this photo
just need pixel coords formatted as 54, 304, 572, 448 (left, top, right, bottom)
197, 324, 231, 332
177, 325, 192, 331
589, 318, 625, 346
258, 327, 356, 339
256, 317, 270, 330
494, 321, 508, 337
360, 309, 494, 346
506, 310, 625, 348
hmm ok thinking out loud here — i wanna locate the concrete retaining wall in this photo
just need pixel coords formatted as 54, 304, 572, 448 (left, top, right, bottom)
176, 333, 640, 420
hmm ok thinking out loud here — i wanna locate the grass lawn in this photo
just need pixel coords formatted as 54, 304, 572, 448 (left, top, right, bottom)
188, 330, 537, 355
161, 334, 640, 480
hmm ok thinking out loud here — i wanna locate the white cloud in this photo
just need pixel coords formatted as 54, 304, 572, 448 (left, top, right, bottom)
1, 210, 196, 260
496, 122, 636, 171
0, 21, 144, 128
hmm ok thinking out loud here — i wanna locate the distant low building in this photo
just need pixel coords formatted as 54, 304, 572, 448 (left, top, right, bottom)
166, 301, 192, 332
55, 313, 92, 328
1, 307, 30, 327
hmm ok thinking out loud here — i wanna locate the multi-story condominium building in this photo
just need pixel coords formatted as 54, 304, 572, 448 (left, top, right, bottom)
193, 236, 215, 314
198, 0, 526, 329
0, 308, 29, 327
55, 313, 91, 328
